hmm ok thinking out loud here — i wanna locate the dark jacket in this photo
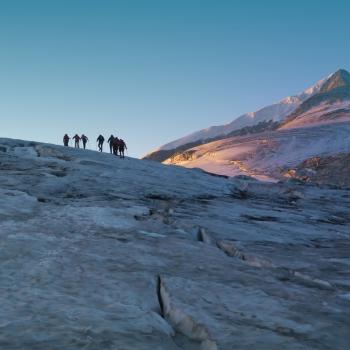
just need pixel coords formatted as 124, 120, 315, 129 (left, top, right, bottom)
108, 135, 115, 144
97, 135, 105, 143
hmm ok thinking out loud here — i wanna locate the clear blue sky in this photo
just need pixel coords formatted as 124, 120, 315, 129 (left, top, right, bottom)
1, 0, 349, 157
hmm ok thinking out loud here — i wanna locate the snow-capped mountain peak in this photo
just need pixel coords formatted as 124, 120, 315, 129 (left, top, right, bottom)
280, 96, 301, 105
147, 70, 338, 157
319, 69, 350, 93
299, 74, 332, 99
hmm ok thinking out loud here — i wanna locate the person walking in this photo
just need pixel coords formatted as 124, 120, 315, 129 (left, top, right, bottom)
81, 134, 89, 149
73, 134, 81, 148
96, 135, 105, 152
113, 137, 120, 156
107, 134, 115, 154
63, 134, 70, 147
118, 139, 127, 159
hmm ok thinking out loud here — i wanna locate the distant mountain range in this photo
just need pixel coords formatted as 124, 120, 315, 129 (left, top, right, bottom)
145, 71, 334, 161
145, 69, 350, 183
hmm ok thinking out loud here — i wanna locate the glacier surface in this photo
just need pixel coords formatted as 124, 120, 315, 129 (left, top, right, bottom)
0, 138, 349, 349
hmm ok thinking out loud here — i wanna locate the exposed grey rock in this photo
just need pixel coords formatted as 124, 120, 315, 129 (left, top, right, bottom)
197, 228, 213, 245
0, 138, 349, 349
157, 276, 218, 349
216, 239, 245, 259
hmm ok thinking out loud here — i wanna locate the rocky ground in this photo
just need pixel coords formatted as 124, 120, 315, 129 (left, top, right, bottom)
283, 152, 350, 188
0, 138, 349, 350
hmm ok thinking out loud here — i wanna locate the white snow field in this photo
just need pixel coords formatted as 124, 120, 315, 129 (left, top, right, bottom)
0, 138, 350, 350
164, 122, 350, 180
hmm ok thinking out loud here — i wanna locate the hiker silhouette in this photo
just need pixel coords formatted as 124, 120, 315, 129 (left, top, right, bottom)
63, 134, 70, 147
73, 134, 81, 148
96, 135, 105, 152
108, 135, 115, 154
112, 137, 120, 156
81, 134, 89, 149
118, 139, 127, 159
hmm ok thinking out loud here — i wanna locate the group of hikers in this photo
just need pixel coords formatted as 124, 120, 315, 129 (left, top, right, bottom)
63, 134, 127, 158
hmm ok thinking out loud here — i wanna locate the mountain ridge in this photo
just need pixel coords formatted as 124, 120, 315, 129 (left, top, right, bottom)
319, 69, 350, 93
145, 70, 338, 161
145, 69, 350, 164
280, 69, 350, 129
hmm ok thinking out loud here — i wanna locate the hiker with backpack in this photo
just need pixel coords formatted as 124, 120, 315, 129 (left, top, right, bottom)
81, 134, 89, 149
118, 139, 127, 159
63, 134, 70, 147
96, 135, 105, 152
107, 134, 115, 154
73, 134, 81, 148
112, 137, 120, 156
